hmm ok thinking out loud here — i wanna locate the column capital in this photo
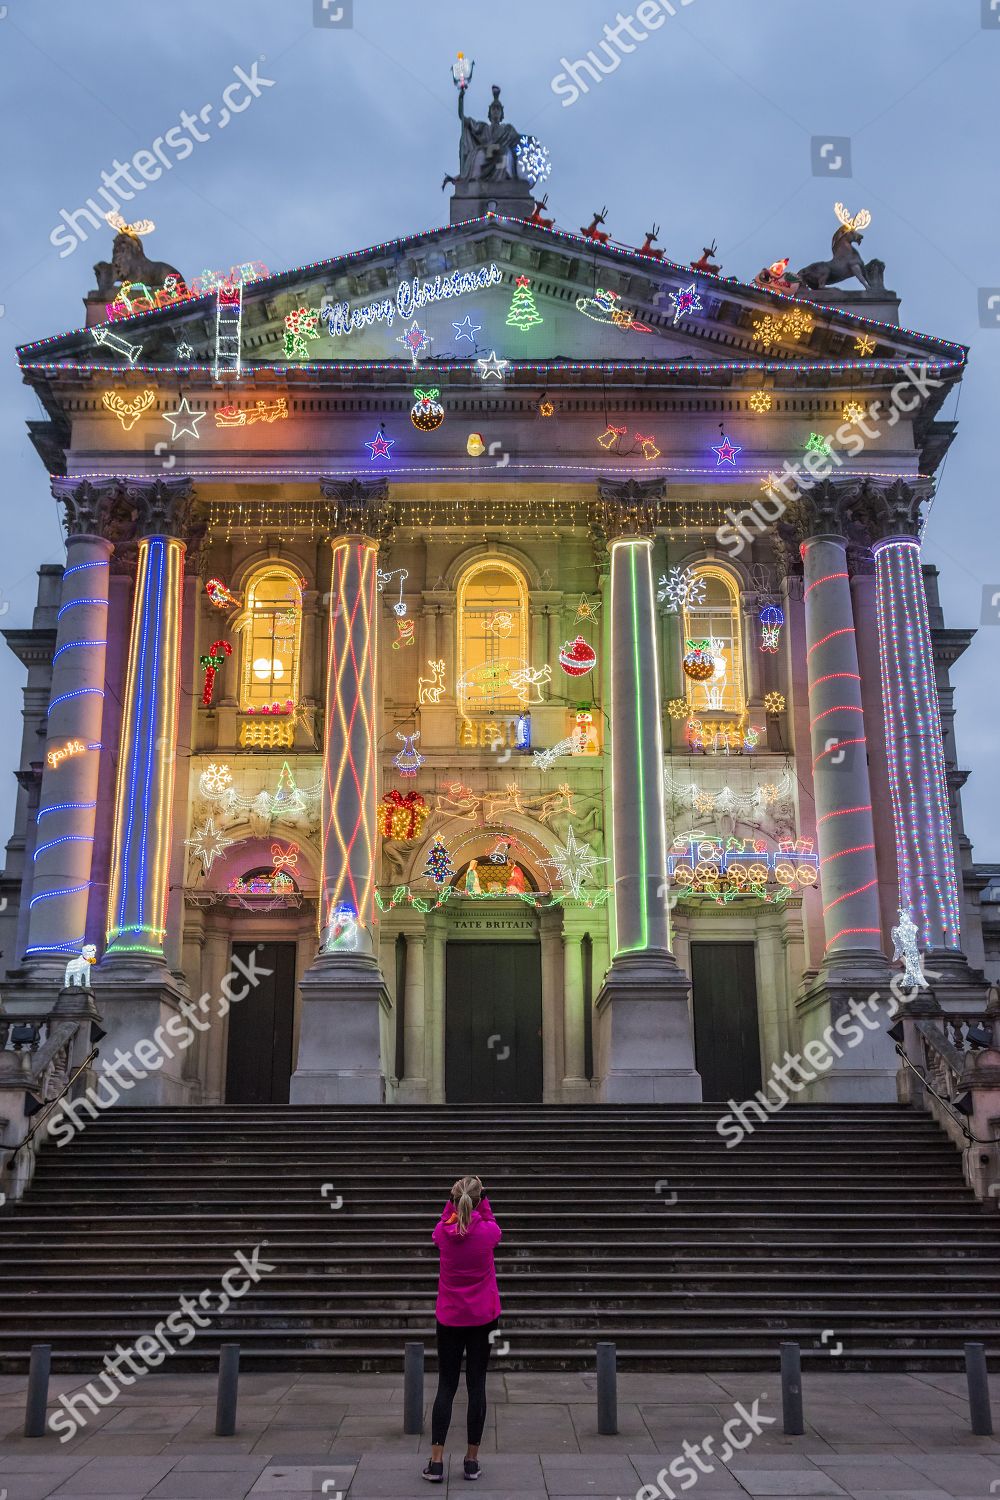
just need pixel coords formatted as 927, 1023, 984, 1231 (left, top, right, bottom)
51, 478, 117, 539
795, 479, 861, 540
122, 478, 196, 539
319, 477, 394, 542
857, 476, 931, 542
590, 478, 668, 545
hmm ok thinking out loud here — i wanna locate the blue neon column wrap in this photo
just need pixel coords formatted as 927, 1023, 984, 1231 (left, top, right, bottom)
105, 535, 185, 958
25, 539, 112, 965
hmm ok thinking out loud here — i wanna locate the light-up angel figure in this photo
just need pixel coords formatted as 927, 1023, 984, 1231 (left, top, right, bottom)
891, 906, 929, 991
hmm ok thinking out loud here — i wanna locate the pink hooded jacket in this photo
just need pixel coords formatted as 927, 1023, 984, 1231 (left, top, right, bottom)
432, 1193, 502, 1327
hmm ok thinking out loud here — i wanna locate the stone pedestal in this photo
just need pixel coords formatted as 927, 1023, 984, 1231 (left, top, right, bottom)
290, 953, 391, 1104
796, 964, 899, 1102
79, 968, 193, 1106
595, 951, 701, 1103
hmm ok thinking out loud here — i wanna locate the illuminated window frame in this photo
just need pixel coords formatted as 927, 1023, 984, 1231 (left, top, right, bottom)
238, 563, 304, 710
682, 563, 745, 716
456, 558, 530, 714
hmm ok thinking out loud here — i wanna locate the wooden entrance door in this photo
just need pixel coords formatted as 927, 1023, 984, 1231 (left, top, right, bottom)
690, 942, 762, 1102
224, 942, 297, 1104
445, 941, 543, 1103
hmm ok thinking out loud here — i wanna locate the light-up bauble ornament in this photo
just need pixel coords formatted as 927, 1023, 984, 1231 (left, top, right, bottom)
410, 388, 445, 432
467, 432, 486, 456
682, 643, 716, 682
558, 636, 597, 677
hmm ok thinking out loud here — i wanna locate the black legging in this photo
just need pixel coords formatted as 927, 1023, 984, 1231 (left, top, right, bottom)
431, 1319, 496, 1446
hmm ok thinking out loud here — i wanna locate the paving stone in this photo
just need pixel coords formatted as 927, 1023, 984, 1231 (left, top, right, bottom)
47, 1457, 177, 1495
144, 1475, 259, 1499
729, 1471, 848, 1496
3, 1477, 82, 1500
245, 1463, 356, 1494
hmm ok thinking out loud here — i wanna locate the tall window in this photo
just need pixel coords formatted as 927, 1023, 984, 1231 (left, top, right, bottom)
682, 564, 745, 715
239, 565, 304, 709
457, 560, 529, 713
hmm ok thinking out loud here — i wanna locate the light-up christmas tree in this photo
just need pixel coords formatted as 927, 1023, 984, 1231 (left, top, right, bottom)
423, 836, 454, 885
506, 275, 543, 331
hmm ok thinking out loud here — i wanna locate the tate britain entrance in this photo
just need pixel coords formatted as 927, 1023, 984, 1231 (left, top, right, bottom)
445, 936, 543, 1102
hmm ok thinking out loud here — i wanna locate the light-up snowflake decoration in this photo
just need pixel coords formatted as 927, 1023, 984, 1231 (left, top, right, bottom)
657, 566, 707, 613
200, 763, 233, 797
516, 134, 552, 185
541, 826, 609, 900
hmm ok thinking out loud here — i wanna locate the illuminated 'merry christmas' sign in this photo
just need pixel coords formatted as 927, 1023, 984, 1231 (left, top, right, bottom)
321, 264, 503, 337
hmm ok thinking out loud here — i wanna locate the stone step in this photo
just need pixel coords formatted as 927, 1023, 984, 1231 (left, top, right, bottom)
3, 1102, 997, 1372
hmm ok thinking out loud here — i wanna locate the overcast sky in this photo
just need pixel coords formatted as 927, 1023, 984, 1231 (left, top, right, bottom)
1, 0, 997, 867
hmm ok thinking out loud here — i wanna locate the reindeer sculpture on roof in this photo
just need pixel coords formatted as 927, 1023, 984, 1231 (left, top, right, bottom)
797, 204, 880, 292
93, 213, 184, 299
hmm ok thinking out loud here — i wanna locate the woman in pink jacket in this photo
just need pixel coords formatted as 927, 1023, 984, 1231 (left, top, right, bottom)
422, 1175, 501, 1484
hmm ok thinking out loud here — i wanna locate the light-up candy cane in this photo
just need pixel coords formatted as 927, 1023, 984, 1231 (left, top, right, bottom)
200, 640, 232, 706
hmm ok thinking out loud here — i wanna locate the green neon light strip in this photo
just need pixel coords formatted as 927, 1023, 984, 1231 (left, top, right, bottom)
630, 545, 650, 952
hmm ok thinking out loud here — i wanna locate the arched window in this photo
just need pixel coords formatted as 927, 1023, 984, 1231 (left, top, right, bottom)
682, 564, 745, 715
456, 559, 529, 713
239, 564, 304, 710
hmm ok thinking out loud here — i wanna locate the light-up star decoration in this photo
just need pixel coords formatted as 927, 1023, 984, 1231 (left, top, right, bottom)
541, 826, 609, 900
366, 429, 395, 461
891, 906, 930, 992
176, 341, 194, 360
668, 282, 702, 327
396, 319, 432, 366
712, 436, 741, 466
453, 315, 481, 343
477, 350, 510, 381
575, 593, 602, 624
184, 815, 235, 874
162, 396, 206, 440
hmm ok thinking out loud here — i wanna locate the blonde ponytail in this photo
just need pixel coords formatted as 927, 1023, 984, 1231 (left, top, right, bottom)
451, 1174, 483, 1236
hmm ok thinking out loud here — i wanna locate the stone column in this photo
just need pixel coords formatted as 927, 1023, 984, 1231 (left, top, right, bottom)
562, 926, 587, 1094
589, 480, 701, 1102
539, 907, 563, 1101
797, 483, 894, 1101
23, 483, 113, 980
800, 498, 885, 969
291, 479, 391, 1104
869, 481, 985, 1004
104, 481, 190, 966
402, 931, 427, 1099
88, 480, 193, 1105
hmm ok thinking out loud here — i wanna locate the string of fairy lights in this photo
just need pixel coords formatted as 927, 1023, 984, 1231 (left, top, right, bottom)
205, 496, 741, 546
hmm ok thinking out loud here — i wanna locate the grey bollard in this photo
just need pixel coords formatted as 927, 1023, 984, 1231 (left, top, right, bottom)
596, 1341, 618, 1435
403, 1341, 425, 1434
965, 1341, 993, 1435
24, 1343, 51, 1438
780, 1342, 804, 1435
214, 1343, 240, 1437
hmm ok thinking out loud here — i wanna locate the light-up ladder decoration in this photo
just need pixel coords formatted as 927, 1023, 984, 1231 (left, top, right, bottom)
213, 281, 243, 381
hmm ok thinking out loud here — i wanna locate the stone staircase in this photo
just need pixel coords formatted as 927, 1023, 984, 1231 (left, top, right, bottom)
1, 1103, 998, 1371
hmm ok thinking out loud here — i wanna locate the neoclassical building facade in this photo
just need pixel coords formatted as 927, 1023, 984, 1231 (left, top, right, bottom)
2, 208, 990, 1106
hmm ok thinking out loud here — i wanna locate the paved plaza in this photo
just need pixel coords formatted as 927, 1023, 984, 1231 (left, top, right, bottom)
2, 1369, 1000, 1498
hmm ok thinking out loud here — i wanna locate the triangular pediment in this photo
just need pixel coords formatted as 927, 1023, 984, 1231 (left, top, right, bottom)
18, 216, 966, 385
